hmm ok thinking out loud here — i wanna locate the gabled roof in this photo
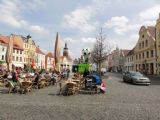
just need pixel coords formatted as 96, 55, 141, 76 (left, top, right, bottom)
120, 49, 130, 57
0, 35, 23, 50
36, 47, 45, 55
46, 52, 54, 58
126, 48, 135, 56
147, 26, 156, 39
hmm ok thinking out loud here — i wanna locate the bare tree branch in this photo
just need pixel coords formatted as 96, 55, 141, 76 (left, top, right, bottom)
91, 28, 113, 73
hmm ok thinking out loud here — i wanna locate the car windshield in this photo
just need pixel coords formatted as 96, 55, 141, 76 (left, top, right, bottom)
130, 72, 143, 77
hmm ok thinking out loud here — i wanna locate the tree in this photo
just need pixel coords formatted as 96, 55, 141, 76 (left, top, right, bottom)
91, 28, 112, 74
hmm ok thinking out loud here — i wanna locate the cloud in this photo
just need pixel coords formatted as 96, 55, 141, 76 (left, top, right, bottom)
0, 0, 48, 35
139, 5, 160, 21
104, 16, 140, 34
30, 25, 45, 33
63, 6, 97, 33
63, 37, 75, 44
82, 37, 96, 44
62, 0, 108, 33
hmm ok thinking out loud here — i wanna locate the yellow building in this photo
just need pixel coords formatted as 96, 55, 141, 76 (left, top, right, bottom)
22, 35, 36, 68
134, 26, 156, 75
155, 14, 160, 75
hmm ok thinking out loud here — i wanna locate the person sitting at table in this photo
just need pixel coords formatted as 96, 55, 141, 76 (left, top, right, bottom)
33, 72, 40, 88
44, 71, 51, 80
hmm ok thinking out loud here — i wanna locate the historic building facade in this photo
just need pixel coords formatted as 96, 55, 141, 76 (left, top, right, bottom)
125, 49, 134, 71
134, 26, 156, 75
23, 35, 36, 68
60, 43, 73, 71
45, 52, 55, 71
107, 47, 129, 72
0, 35, 24, 68
156, 14, 160, 75
0, 35, 7, 64
35, 47, 45, 69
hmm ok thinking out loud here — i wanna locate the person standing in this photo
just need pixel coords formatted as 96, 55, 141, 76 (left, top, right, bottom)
66, 67, 70, 80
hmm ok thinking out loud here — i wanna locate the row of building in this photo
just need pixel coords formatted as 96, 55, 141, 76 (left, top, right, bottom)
0, 34, 72, 71
106, 14, 160, 75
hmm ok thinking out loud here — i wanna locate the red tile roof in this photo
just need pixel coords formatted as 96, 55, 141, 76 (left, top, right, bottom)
0, 35, 23, 50
36, 47, 45, 55
46, 52, 54, 58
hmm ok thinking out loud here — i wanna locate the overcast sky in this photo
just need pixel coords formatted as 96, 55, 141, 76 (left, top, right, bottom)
0, 0, 160, 58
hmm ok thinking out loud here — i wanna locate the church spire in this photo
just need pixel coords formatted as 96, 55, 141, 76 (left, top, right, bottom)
63, 43, 68, 57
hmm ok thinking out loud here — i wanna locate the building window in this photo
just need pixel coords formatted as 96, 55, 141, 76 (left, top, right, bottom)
139, 43, 141, 49
2, 47, 5, 51
20, 50, 22, 54
142, 41, 144, 48
136, 55, 138, 60
13, 56, 15, 61
147, 51, 149, 58
13, 49, 15, 53
20, 57, 22, 62
2, 55, 4, 60
17, 50, 19, 54
146, 39, 148, 47
16, 57, 18, 61
142, 35, 144, 38
142, 52, 144, 59
139, 54, 141, 59
151, 50, 154, 57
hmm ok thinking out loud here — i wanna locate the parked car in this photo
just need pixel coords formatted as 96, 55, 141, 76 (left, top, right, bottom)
123, 71, 150, 85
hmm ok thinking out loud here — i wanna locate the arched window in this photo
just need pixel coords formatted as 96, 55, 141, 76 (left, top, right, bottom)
2, 55, 4, 60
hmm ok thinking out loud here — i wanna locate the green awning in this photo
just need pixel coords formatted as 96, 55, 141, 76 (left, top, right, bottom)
0, 61, 6, 64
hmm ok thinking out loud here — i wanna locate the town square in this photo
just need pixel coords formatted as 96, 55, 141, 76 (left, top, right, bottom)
0, 0, 160, 120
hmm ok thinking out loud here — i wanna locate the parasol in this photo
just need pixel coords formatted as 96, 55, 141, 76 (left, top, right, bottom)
54, 32, 61, 72
5, 34, 13, 71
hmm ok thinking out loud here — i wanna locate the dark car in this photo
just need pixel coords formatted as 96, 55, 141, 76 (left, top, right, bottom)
123, 71, 150, 85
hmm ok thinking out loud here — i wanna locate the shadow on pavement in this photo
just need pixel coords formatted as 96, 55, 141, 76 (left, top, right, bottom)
150, 80, 160, 85
0, 89, 8, 94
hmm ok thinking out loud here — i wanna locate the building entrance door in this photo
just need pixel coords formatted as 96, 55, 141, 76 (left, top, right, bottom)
150, 63, 154, 75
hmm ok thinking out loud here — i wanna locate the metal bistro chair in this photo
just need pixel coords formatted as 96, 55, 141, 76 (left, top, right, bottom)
66, 82, 76, 95
20, 81, 32, 94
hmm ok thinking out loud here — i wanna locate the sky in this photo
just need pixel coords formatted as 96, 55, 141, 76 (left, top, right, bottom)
0, 0, 160, 58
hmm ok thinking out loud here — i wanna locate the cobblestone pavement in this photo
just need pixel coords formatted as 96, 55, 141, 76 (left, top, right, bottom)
0, 73, 160, 120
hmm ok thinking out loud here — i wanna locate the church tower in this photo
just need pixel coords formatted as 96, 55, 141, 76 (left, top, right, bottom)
63, 43, 68, 57
155, 13, 160, 75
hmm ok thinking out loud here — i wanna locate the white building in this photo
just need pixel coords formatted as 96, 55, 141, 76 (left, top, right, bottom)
125, 49, 134, 71
0, 35, 24, 69
0, 40, 7, 64
60, 43, 73, 71
45, 52, 55, 71
36, 47, 45, 69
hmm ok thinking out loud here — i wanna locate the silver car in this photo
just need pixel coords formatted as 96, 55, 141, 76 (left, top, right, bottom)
123, 71, 150, 85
